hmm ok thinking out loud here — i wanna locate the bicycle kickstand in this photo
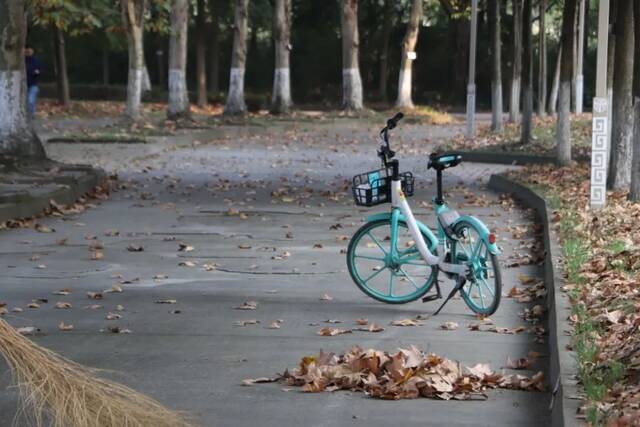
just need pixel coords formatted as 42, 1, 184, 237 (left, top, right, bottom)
433, 275, 467, 316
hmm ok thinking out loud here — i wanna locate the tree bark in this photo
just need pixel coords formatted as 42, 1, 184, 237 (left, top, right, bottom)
0, 0, 45, 158
396, 0, 422, 109
607, 0, 617, 168
521, 0, 533, 143
121, 0, 146, 123
509, 0, 522, 123
537, 0, 547, 116
167, 0, 190, 119
52, 26, 70, 107
556, 0, 576, 165
378, 0, 391, 101
608, 0, 634, 190
208, 0, 220, 96
340, 0, 363, 111
196, 0, 207, 107
224, 0, 249, 115
630, 1, 640, 201
271, 0, 292, 113
548, 45, 560, 114
489, 0, 503, 131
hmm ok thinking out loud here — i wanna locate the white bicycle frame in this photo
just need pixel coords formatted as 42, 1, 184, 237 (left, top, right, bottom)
390, 179, 467, 276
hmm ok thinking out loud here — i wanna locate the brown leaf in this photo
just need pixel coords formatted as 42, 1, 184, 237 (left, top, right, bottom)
58, 321, 74, 331
317, 327, 352, 336
440, 321, 459, 330
235, 301, 258, 310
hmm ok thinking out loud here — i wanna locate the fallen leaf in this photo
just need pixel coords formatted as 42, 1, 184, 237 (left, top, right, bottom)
156, 299, 177, 304
319, 294, 333, 301
317, 327, 352, 336
54, 302, 72, 309
235, 301, 258, 310
440, 321, 459, 330
58, 321, 74, 331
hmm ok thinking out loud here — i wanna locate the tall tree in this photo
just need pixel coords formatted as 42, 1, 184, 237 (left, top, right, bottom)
556, 0, 576, 165
0, 0, 45, 158
606, 0, 618, 166
489, 0, 503, 131
608, 0, 634, 190
208, 0, 220, 96
340, 0, 363, 110
224, 0, 249, 114
521, 0, 533, 143
378, 0, 392, 101
548, 45, 561, 114
630, 2, 640, 201
167, 0, 190, 119
196, 0, 207, 107
537, 0, 547, 116
396, 0, 422, 109
509, 0, 522, 123
52, 26, 70, 106
121, 0, 147, 123
271, 0, 292, 113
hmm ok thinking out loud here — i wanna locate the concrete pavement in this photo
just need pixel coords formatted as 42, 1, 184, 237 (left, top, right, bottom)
1, 119, 550, 426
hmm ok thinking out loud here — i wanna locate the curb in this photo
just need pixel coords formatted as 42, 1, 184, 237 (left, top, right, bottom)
488, 174, 580, 427
0, 163, 105, 223
460, 151, 590, 166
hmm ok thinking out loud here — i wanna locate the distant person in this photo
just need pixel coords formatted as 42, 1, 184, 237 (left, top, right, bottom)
25, 46, 42, 117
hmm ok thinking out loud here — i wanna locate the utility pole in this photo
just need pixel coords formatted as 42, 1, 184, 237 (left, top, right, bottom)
576, 0, 586, 114
590, 0, 610, 209
466, 0, 478, 139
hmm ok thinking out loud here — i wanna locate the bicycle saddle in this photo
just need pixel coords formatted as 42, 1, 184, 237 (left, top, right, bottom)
428, 152, 462, 170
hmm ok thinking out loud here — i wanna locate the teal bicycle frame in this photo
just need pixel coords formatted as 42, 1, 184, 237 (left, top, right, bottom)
366, 179, 501, 278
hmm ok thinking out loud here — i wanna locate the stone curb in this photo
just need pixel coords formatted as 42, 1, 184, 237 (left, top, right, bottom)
461, 151, 590, 166
0, 164, 105, 223
488, 174, 580, 427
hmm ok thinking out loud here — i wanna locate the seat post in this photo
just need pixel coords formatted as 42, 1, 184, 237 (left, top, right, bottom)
435, 169, 444, 205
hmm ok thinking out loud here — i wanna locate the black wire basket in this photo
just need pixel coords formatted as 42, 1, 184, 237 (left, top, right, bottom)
352, 168, 414, 207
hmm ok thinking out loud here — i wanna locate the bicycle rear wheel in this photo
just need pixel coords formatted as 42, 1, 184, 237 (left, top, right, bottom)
451, 220, 502, 315
346, 219, 437, 304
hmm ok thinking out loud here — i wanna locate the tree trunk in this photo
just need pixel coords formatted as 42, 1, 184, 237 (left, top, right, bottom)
509, 0, 522, 123
608, 0, 634, 190
340, 0, 363, 111
208, 0, 220, 96
452, 16, 470, 103
607, 0, 617, 168
271, 0, 292, 113
196, 0, 207, 107
0, 0, 45, 158
630, 1, 640, 201
521, 0, 533, 143
52, 26, 70, 107
537, 0, 547, 116
396, 0, 422, 109
548, 45, 561, 114
102, 47, 110, 86
142, 64, 151, 92
489, 0, 503, 131
224, 0, 249, 115
378, 0, 391, 101
571, 7, 578, 112
167, 0, 190, 119
121, 0, 146, 123
556, 0, 576, 165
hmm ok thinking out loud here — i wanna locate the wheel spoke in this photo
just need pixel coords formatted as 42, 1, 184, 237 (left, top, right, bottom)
366, 232, 388, 256
472, 239, 483, 259
362, 266, 385, 284
479, 277, 495, 296
398, 267, 420, 290
476, 281, 486, 309
388, 271, 395, 297
354, 254, 385, 262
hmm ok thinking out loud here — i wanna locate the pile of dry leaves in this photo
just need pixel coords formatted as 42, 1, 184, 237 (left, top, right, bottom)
507, 164, 640, 423
267, 346, 544, 401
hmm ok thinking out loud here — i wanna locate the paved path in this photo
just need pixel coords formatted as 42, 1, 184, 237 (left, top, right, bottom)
1, 119, 549, 426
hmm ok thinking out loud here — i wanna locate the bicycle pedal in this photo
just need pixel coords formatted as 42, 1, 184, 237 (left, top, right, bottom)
422, 294, 441, 303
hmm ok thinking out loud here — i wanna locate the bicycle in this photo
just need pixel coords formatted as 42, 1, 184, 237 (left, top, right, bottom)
346, 113, 502, 316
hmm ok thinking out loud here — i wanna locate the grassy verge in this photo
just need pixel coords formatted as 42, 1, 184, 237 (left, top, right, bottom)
508, 165, 640, 425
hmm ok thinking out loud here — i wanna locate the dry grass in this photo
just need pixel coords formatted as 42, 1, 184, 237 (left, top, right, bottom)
0, 319, 193, 427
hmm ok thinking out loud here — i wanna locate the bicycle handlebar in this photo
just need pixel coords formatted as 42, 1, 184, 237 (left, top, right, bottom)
386, 112, 404, 130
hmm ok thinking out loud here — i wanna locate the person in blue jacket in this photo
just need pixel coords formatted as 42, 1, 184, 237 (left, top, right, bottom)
25, 45, 42, 117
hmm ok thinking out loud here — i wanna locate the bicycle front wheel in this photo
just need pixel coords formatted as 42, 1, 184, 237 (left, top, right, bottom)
451, 220, 502, 316
346, 219, 437, 304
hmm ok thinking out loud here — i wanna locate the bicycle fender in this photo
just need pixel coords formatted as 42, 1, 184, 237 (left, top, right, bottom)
453, 215, 501, 255
366, 212, 438, 252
